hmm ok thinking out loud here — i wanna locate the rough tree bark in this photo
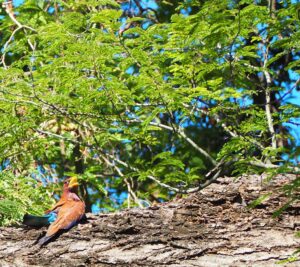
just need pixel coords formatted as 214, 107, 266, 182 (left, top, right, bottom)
1, 174, 300, 267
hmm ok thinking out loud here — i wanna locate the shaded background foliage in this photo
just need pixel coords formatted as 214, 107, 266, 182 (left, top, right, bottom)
0, 0, 299, 225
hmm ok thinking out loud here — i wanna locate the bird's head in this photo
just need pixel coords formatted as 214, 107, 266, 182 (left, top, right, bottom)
64, 176, 79, 192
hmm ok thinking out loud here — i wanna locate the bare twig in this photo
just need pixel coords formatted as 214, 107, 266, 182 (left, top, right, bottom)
263, 45, 277, 149
3, 0, 22, 28
126, 119, 216, 166
119, 21, 135, 35
132, 0, 159, 22
278, 77, 300, 102
100, 154, 143, 208
186, 169, 222, 193
183, 103, 267, 151
27, 38, 36, 51
0, 97, 39, 106
146, 175, 180, 193
185, 159, 226, 194
1, 27, 23, 68
183, 103, 238, 138
177, 128, 217, 166
32, 129, 81, 144
249, 160, 299, 172
2, 1, 36, 31
229, 2, 241, 85
106, 153, 223, 194
2, 1, 37, 68
265, 86, 277, 149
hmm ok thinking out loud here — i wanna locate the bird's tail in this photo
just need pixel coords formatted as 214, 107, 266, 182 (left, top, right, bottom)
38, 235, 53, 246
23, 213, 57, 227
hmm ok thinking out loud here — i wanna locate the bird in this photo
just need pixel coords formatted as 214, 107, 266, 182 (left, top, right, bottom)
23, 176, 85, 246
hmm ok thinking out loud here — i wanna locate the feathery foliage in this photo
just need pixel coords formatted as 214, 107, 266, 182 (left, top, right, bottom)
0, 0, 299, 224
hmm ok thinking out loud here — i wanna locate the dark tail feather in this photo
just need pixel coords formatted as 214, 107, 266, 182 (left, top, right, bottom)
23, 213, 57, 227
38, 235, 53, 246
23, 214, 50, 227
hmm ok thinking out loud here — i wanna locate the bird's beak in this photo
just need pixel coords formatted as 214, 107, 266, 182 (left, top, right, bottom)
68, 176, 79, 188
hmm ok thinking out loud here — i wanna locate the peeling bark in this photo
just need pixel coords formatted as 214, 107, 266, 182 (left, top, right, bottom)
1, 174, 300, 266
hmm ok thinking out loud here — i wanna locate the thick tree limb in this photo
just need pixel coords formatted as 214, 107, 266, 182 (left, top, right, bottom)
1, 174, 300, 266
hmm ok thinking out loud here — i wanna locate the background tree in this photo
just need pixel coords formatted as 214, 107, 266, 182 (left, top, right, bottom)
0, 0, 299, 224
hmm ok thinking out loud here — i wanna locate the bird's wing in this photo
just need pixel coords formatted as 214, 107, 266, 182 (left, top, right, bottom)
46, 200, 85, 237
45, 198, 67, 214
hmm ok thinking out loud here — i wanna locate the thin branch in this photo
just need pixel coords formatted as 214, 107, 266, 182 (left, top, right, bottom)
100, 154, 143, 208
27, 38, 36, 51
229, 2, 241, 85
177, 128, 217, 166
0, 97, 39, 106
119, 36, 141, 68
3, 1, 22, 28
1, 27, 23, 68
132, 0, 159, 22
104, 154, 183, 193
32, 129, 81, 144
3, 1, 36, 31
0, 89, 36, 99
182, 103, 238, 138
2, 1, 37, 68
186, 169, 222, 194
127, 119, 216, 166
183, 103, 266, 152
265, 86, 277, 149
286, 120, 300, 126
145, 175, 180, 193
241, 62, 261, 71
278, 77, 300, 102
106, 153, 223, 194
184, 159, 226, 194
263, 45, 277, 149
249, 160, 299, 172
136, 102, 238, 139
119, 21, 135, 35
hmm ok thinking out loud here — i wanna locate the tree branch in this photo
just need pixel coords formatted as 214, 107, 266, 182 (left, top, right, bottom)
278, 77, 300, 102
99, 154, 143, 208
176, 128, 217, 166
0, 97, 39, 106
181, 103, 238, 138
105, 153, 223, 194
127, 119, 216, 166
1, 27, 23, 69
263, 45, 277, 149
2, 1, 37, 69
33, 125, 300, 196
249, 160, 299, 172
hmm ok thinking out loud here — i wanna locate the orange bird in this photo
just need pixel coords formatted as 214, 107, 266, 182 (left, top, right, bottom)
38, 176, 85, 245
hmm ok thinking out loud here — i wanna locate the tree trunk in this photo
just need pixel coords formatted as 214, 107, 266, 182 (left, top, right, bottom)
1, 174, 300, 266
